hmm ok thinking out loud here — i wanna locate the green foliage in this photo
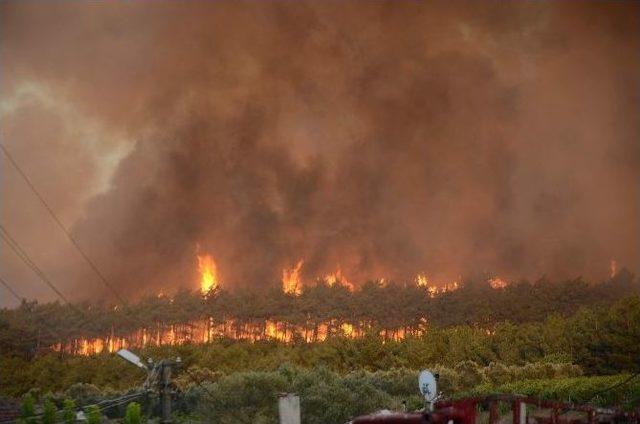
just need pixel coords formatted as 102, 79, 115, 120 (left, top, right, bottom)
454, 361, 483, 389
1, 279, 639, 422
1, 274, 637, 362
41, 399, 57, 424
3, 295, 638, 398
62, 398, 76, 424
65, 383, 103, 406
462, 374, 640, 409
20, 393, 35, 418
85, 405, 102, 424
124, 402, 143, 424
186, 365, 635, 423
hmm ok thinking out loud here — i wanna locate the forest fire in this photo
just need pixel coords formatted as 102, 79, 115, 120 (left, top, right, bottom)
51, 318, 420, 356
488, 278, 509, 289
282, 260, 304, 295
45, 266, 634, 357
416, 274, 460, 297
325, 268, 355, 291
197, 254, 218, 294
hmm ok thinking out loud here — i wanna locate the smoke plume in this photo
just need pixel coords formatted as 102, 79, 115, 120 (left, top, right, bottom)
1, 1, 638, 302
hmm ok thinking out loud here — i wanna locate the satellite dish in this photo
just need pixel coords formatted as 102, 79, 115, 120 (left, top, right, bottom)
117, 349, 147, 369
418, 370, 438, 402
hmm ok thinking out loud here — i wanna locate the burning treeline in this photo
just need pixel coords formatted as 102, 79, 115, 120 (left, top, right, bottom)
2, 2, 638, 306
47, 253, 636, 356
55, 253, 465, 355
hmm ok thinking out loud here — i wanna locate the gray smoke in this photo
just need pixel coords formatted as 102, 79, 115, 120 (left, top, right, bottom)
1, 1, 638, 302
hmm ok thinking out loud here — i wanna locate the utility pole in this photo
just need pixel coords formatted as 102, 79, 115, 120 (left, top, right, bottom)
159, 361, 173, 424
117, 350, 181, 423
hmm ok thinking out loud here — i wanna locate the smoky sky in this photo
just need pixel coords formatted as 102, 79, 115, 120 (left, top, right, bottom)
1, 1, 639, 304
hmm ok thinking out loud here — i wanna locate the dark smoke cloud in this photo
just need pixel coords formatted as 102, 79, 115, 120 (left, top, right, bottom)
1, 1, 638, 302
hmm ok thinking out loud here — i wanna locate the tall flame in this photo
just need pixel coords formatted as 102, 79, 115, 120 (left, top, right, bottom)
282, 260, 304, 295
325, 267, 355, 291
416, 274, 429, 287
198, 253, 218, 294
610, 259, 617, 278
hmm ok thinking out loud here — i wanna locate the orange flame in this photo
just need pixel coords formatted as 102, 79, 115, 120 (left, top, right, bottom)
198, 253, 218, 294
282, 260, 303, 295
416, 274, 459, 297
325, 268, 355, 291
416, 274, 429, 287
340, 322, 354, 336
488, 277, 508, 289
610, 259, 617, 278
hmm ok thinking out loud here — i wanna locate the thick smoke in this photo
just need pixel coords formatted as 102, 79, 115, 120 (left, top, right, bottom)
1, 1, 638, 301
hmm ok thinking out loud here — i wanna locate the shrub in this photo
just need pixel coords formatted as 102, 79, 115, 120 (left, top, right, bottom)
85, 405, 102, 424
20, 394, 35, 420
65, 383, 102, 406
62, 399, 76, 424
124, 402, 143, 424
454, 361, 482, 390
41, 399, 57, 424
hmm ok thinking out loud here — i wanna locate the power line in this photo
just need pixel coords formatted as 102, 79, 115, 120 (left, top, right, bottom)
0, 274, 73, 347
0, 143, 129, 306
587, 372, 640, 402
0, 224, 144, 332
0, 224, 117, 337
1, 145, 189, 361
0, 224, 72, 304
182, 367, 216, 398
0, 274, 23, 302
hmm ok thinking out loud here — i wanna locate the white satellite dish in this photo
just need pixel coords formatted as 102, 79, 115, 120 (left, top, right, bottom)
117, 349, 147, 369
418, 370, 438, 402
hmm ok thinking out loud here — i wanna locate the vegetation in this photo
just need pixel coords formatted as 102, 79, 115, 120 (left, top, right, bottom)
85, 405, 102, 424
124, 402, 143, 424
1, 273, 638, 422
61, 399, 76, 424
462, 373, 640, 408
3, 295, 640, 398
0, 271, 637, 358
18, 393, 35, 423
182, 366, 639, 423
41, 399, 56, 424
11, 364, 635, 424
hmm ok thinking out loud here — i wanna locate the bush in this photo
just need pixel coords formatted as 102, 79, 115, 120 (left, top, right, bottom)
20, 394, 35, 422
85, 405, 102, 424
454, 361, 482, 390
65, 383, 102, 406
41, 399, 57, 424
62, 399, 76, 424
461, 374, 640, 408
124, 402, 143, 424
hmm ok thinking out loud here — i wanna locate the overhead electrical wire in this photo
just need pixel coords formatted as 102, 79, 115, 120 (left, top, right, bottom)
0, 224, 73, 304
0, 143, 129, 306
1, 144, 218, 399
0, 274, 23, 302
0, 274, 76, 349
0, 222, 141, 328
0, 224, 116, 335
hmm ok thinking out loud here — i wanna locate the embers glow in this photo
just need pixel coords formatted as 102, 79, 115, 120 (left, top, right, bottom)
282, 259, 303, 295
488, 277, 508, 289
198, 253, 218, 294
